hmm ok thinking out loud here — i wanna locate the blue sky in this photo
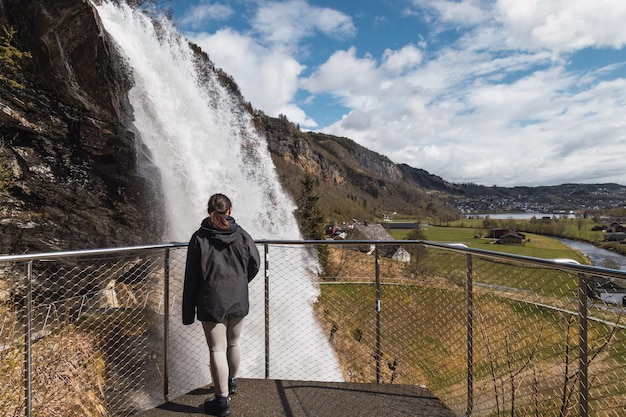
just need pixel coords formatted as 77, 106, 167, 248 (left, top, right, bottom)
167, 0, 626, 187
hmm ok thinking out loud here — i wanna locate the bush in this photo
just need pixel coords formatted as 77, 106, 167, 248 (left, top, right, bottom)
0, 26, 31, 89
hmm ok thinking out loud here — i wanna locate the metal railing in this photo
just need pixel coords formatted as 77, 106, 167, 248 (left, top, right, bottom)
1, 240, 626, 416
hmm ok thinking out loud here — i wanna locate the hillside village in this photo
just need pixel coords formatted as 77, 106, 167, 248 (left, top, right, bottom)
453, 184, 626, 214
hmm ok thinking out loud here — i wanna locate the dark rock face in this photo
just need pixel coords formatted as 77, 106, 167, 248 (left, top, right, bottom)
0, 0, 164, 253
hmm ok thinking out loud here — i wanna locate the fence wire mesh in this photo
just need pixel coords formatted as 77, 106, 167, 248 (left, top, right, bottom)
0, 250, 167, 417
1, 241, 626, 417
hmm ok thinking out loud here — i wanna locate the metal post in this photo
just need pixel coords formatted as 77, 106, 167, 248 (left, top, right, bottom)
465, 254, 474, 417
163, 248, 170, 401
24, 261, 33, 417
578, 273, 589, 417
375, 244, 382, 384
264, 243, 270, 379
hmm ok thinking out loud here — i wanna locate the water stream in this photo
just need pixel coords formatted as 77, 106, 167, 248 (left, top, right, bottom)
95, 1, 343, 398
556, 238, 626, 270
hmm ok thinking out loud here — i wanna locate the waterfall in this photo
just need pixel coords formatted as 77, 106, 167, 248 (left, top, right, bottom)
94, 1, 343, 393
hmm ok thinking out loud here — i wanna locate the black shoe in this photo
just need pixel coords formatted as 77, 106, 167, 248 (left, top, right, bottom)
204, 396, 230, 416
228, 378, 238, 395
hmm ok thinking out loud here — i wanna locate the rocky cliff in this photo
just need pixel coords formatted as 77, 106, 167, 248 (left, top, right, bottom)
0, 0, 164, 253
258, 113, 460, 222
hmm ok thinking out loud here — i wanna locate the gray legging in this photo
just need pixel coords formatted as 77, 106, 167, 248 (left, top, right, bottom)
202, 316, 244, 398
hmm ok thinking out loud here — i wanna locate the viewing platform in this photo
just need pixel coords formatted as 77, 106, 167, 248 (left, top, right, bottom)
137, 379, 456, 417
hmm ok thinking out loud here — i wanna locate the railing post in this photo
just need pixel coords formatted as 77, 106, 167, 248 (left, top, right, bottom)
375, 244, 382, 384
24, 261, 33, 417
163, 248, 170, 401
264, 243, 270, 379
465, 254, 474, 417
578, 273, 589, 417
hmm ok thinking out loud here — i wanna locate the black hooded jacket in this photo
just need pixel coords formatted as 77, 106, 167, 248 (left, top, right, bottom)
182, 216, 261, 325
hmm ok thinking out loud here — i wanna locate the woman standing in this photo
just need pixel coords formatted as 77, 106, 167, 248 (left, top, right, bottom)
183, 193, 261, 416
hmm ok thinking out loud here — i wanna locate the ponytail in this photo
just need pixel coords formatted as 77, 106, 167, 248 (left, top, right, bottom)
207, 193, 232, 231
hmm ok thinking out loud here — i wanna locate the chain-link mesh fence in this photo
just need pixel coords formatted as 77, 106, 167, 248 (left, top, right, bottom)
0, 247, 168, 417
1, 241, 626, 416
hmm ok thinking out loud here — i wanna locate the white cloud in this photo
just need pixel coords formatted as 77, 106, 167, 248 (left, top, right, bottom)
188, 29, 315, 126
382, 44, 424, 73
416, 0, 491, 26
319, 46, 626, 186
177, 0, 357, 127
252, 0, 356, 49
412, 0, 626, 54
301, 47, 380, 96
306, 0, 626, 186
177, 1, 233, 30
495, 0, 626, 52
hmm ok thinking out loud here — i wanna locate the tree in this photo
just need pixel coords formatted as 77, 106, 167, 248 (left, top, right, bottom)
482, 214, 496, 230
295, 173, 325, 240
295, 173, 329, 270
403, 223, 430, 278
576, 216, 585, 237
405, 222, 424, 240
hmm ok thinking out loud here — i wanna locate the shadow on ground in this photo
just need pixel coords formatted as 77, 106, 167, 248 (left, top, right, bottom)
137, 379, 457, 417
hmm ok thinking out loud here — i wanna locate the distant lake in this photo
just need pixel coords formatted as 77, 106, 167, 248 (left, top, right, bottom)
466, 213, 576, 220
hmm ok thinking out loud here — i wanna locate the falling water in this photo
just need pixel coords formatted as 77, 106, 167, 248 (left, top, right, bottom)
95, 0, 343, 395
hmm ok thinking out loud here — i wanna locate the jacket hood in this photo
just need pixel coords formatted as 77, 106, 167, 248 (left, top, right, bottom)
198, 215, 239, 244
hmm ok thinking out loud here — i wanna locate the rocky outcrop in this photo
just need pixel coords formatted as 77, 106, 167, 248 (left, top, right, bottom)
262, 115, 405, 187
258, 112, 461, 222
0, 0, 164, 253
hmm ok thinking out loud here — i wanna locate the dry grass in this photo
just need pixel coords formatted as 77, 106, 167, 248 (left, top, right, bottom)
0, 301, 153, 417
1, 312, 107, 417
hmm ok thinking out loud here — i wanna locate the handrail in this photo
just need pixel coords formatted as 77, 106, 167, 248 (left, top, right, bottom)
3, 239, 625, 280
0, 242, 187, 262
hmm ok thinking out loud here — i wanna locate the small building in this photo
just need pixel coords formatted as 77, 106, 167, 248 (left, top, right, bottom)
607, 222, 626, 233
346, 224, 410, 262
325, 224, 347, 239
499, 231, 526, 245
489, 228, 516, 239
347, 223, 394, 241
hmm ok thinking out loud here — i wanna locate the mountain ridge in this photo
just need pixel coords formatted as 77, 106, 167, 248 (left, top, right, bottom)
256, 112, 626, 220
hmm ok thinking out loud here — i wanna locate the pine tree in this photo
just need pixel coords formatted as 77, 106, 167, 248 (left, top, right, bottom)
295, 173, 329, 271
295, 173, 324, 240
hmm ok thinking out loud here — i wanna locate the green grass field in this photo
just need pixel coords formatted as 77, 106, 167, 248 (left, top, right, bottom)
389, 225, 590, 264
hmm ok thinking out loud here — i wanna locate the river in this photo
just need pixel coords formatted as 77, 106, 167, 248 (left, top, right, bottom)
467, 213, 625, 270
556, 238, 626, 270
